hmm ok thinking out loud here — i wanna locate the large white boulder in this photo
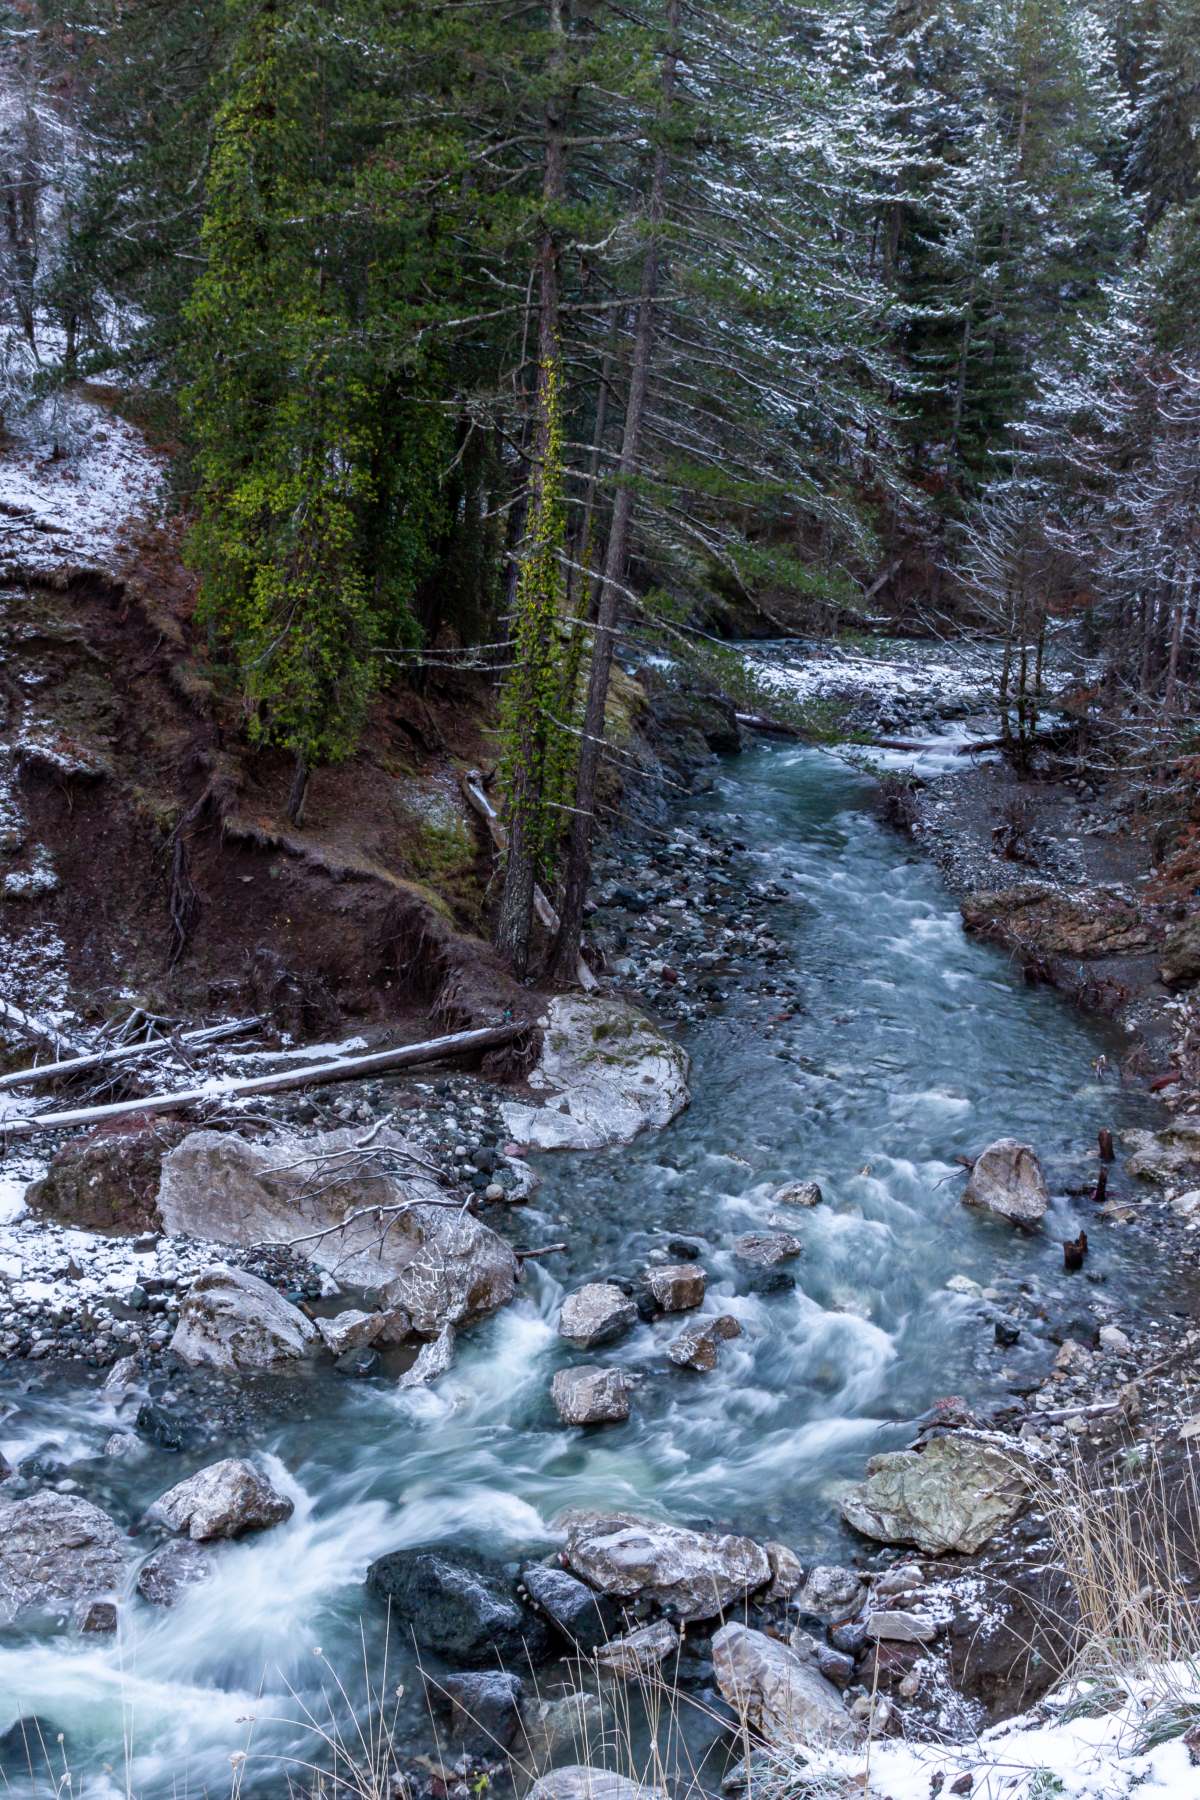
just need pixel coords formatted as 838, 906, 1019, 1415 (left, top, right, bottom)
839, 1431, 1032, 1556
501, 996, 689, 1151
170, 1265, 320, 1372
558, 1509, 769, 1620
147, 1457, 294, 1541
962, 1138, 1049, 1227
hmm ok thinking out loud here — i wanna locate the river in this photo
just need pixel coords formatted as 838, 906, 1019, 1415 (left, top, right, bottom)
0, 735, 1157, 1796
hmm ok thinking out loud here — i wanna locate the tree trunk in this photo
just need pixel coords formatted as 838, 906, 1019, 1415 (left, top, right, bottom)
550, 0, 680, 984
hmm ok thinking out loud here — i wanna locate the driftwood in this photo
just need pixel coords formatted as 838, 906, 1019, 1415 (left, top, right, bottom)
0, 1016, 261, 1092
460, 770, 597, 991
735, 712, 804, 739
0, 997, 85, 1061
0, 1023, 522, 1141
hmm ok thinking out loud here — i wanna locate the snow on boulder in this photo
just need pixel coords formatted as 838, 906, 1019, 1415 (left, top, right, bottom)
170, 1265, 321, 1372
147, 1457, 294, 1541
711, 1622, 862, 1749
962, 1138, 1050, 1227
158, 1128, 519, 1333
558, 1509, 770, 1620
500, 995, 689, 1152
839, 1432, 1032, 1556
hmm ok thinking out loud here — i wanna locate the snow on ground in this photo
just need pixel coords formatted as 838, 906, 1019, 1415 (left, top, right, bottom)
806, 1667, 1200, 1797
0, 388, 164, 578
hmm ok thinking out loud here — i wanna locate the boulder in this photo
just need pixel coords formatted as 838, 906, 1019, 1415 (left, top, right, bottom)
667, 1315, 741, 1372
1162, 913, 1200, 988
593, 1619, 680, 1679
560, 1510, 770, 1621
520, 1563, 626, 1652
136, 1538, 213, 1607
642, 1264, 705, 1312
24, 1118, 185, 1233
732, 1231, 803, 1267
711, 1623, 861, 1749
526, 1769, 665, 1800
552, 1366, 631, 1426
316, 1310, 386, 1358
147, 1457, 294, 1541
772, 1181, 823, 1208
961, 885, 1155, 958
793, 1565, 866, 1622
398, 1323, 455, 1389
170, 1265, 320, 1373
500, 996, 690, 1152
516, 1693, 613, 1786
839, 1432, 1031, 1556
158, 1128, 519, 1331
365, 1546, 551, 1664
866, 1609, 936, 1644
1124, 1117, 1200, 1184
764, 1541, 804, 1601
558, 1284, 637, 1350
440, 1671, 524, 1753
0, 1491, 126, 1627
962, 1139, 1049, 1227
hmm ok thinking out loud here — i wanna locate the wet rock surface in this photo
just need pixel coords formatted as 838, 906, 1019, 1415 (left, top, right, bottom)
557, 1283, 637, 1349
559, 1511, 770, 1620
711, 1621, 862, 1748
135, 1537, 214, 1606
365, 1547, 551, 1664
170, 1264, 321, 1372
962, 1139, 1050, 1228
146, 1457, 294, 1540
840, 1432, 1032, 1555
551, 1365, 631, 1425
666, 1313, 741, 1371
0, 1490, 125, 1627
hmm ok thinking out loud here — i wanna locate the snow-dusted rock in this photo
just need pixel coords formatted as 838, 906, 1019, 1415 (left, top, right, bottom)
316, 1309, 386, 1358
839, 1432, 1031, 1556
772, 1180, 823, 1208
159, 1130, 518, 1333
962, 1138, 1049, 1227
559, 1510, 770, 1620
170, 1265, 320, 1372
500, 995, 689, 1152
794, 1565, 867, 1621
136, 1538, 213, 1607
667, 1314, 741, 1371
642, 1263, 705, 1312
398, 1323, 455, 1389
1124, 1117, 1200, 1184
711, 1622, 862, 1748
551, 1366, 631, 1425
147, 1457, 294, 1541
0, 1491, 126, 1627
593, 1619, 680, 1679
558, 1283, 637, 1349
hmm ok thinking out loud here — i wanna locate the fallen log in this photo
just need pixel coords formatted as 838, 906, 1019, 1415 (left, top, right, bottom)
460, 770, 597, 991
0, 1023, 523, 1141
0, 998, 84, 1062
735, 712, 804, 739
0, 1016, 262, 1092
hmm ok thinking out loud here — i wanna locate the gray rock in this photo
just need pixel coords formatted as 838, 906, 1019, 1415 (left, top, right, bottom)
148, 1457, 294, 1541
440, 1671, 524, 1753
316, 1309, 386, 1358
667, 1314, 741, 1372
0, 1491, 126, 1627
1162, 914, 1200, 988
102, 1355, 141, 1394
764, 1541, 804, 1601
865, 1609, 936, 1644
520, 1563, 625, 1652
793, 1565, 866, 1621
560, 1510, 770, 1620
962, 1139, 1049, 1227
592, 1619, 680, 1679
366, 1546, 551, 1665
500, 996, 690, 1152
552, 1366, 631, 1426
772, 1181, 823, 1208
158, 1128, 519, 1331
711, 1622, 861, 1749
136, 1538, 213, 1607
873, 1561, 924, 1597
1124, 1117, 1200, 1184
74, 1598, 118, 1634
558, 1284, 637, 1350
642, 1264, 705, 1312
526, 1768, 665, 1800
840, 1432, 1031, 1555
732, 1231, 803, 1267
398, 1323, 456, 1389
170, 1265, 320, 1372
515, 1694, 613, 1787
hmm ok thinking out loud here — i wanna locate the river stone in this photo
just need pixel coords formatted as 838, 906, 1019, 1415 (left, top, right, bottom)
866, 1608, 936, 1644
526, 1768, 666, 1800
960, 885, 1155, 958
516, 1693, 613, 1786
593, 1618, 680, 1679
793, 1565, 867, 1621
500, 995, 690, 1152
711, 1622, 862, 1749
440, 1670, 524, 1753
732, 1230, 803, 1267
772, 1180, 823, 1208
398, 1322, 455, 1389
558, 1284, 637, 1349
559, 1510, 771, 1620
667, 1314, 741, 1372
24, 1118, 185, 1234
1124, 1117, 1200, 1184
642, 1263, 705, 1312
366, 1546, 551, 1664
170, 1264, 320, 1372
962, 1139, 1049, 1227
1162, 913, 1200, 987
0, 1491, 126, 1627
764, 1541, 804, 1601
552, 1366, 631, 1426
158, 1128, 518, 1331
316, 1309, 386, 1358
147, 1457, 294, 1540
136, 1537, 213, 1607
520, 1563, 625, 1651
839, 1432, 1031, 1555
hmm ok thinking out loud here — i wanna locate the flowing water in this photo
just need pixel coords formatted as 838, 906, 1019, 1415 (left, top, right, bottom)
0, 738, 1160, 1796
